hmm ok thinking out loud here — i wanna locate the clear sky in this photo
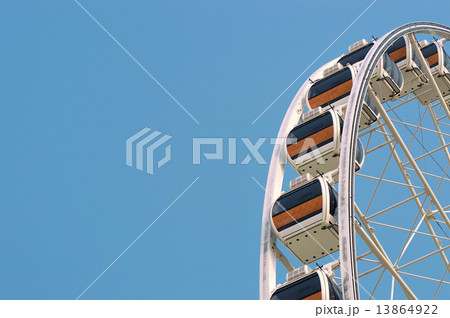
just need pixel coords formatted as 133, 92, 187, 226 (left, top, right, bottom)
0, 0, 449, 300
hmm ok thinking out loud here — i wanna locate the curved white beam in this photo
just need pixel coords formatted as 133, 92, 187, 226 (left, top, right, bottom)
259, 58, 339, 299
338, 21, 450, 300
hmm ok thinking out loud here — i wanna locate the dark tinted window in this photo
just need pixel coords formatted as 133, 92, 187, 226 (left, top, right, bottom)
412, 49, 425, 72
421, 43, 438, 58
272, 179, 322, 217
308, 68, 353, 100
383, 53, 403, 88
444, 48, 450, 71
328, 185, 338, 219
338, 115, 344, 131
355, 139, 365, 167
386, 37, 406, 63
270, 273, 322, 300
421, 43, 439, 68
287, 112, 334, 145
364, 94, 379, 116
387, 37, 405, 54
328, 278, 343, 300
338, 42, 374, 66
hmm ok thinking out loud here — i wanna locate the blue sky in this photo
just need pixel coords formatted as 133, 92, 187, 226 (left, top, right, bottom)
0, 0, 449, 299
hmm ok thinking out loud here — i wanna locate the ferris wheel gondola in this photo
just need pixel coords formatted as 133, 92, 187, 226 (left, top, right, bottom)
271, 175, 339, 264
386, 35, 428, 97
270, 267, 342, 300
414, 40, 450, 105
286, 110, 365, 180
305, 41, 405, 132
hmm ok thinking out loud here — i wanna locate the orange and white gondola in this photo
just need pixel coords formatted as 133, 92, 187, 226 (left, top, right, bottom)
306, 40, 403, 110
338, 39, 404, 103
337, 39, 375, 67
270, 175, 339, 264
414, 40, 450, 105
270, 268, 342, 300
305, 40, 403, 128
286, 109, 365, 179
386, 36, 428, 97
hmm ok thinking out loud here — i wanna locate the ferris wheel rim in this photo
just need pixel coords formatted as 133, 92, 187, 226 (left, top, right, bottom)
259, 57, 340, 300
338, 21, 450, 300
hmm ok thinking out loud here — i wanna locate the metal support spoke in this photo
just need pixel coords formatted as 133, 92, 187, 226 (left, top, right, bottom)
398, 271, 450, 286
356, 173, 424, 190
373, 129, 393, 137
357, 251, 374, 260
432, 219, 450, 225
432, 269, 448, 299
403, 143, 450, 165
367, 220, 450, 242
429, 205, 450, 217
398, 245, 450, 271
365, 139, 396, 155
273, 245, 294, 272
369, 268, 387, 300
358, 265, 383, 279
364, 130, 374, 152
390, 119, 450, 138
366, 192, 426, 220
404, 166, 450, 183
360, 258, 381, 264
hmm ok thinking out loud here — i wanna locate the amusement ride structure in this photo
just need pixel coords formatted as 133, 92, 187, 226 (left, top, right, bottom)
260, 22, 450, 300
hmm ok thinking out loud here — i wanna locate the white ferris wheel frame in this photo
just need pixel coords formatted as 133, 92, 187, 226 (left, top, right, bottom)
259, 21, 450, 300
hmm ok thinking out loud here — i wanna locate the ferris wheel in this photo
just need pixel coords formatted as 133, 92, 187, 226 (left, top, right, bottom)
260, 22, 450, 300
